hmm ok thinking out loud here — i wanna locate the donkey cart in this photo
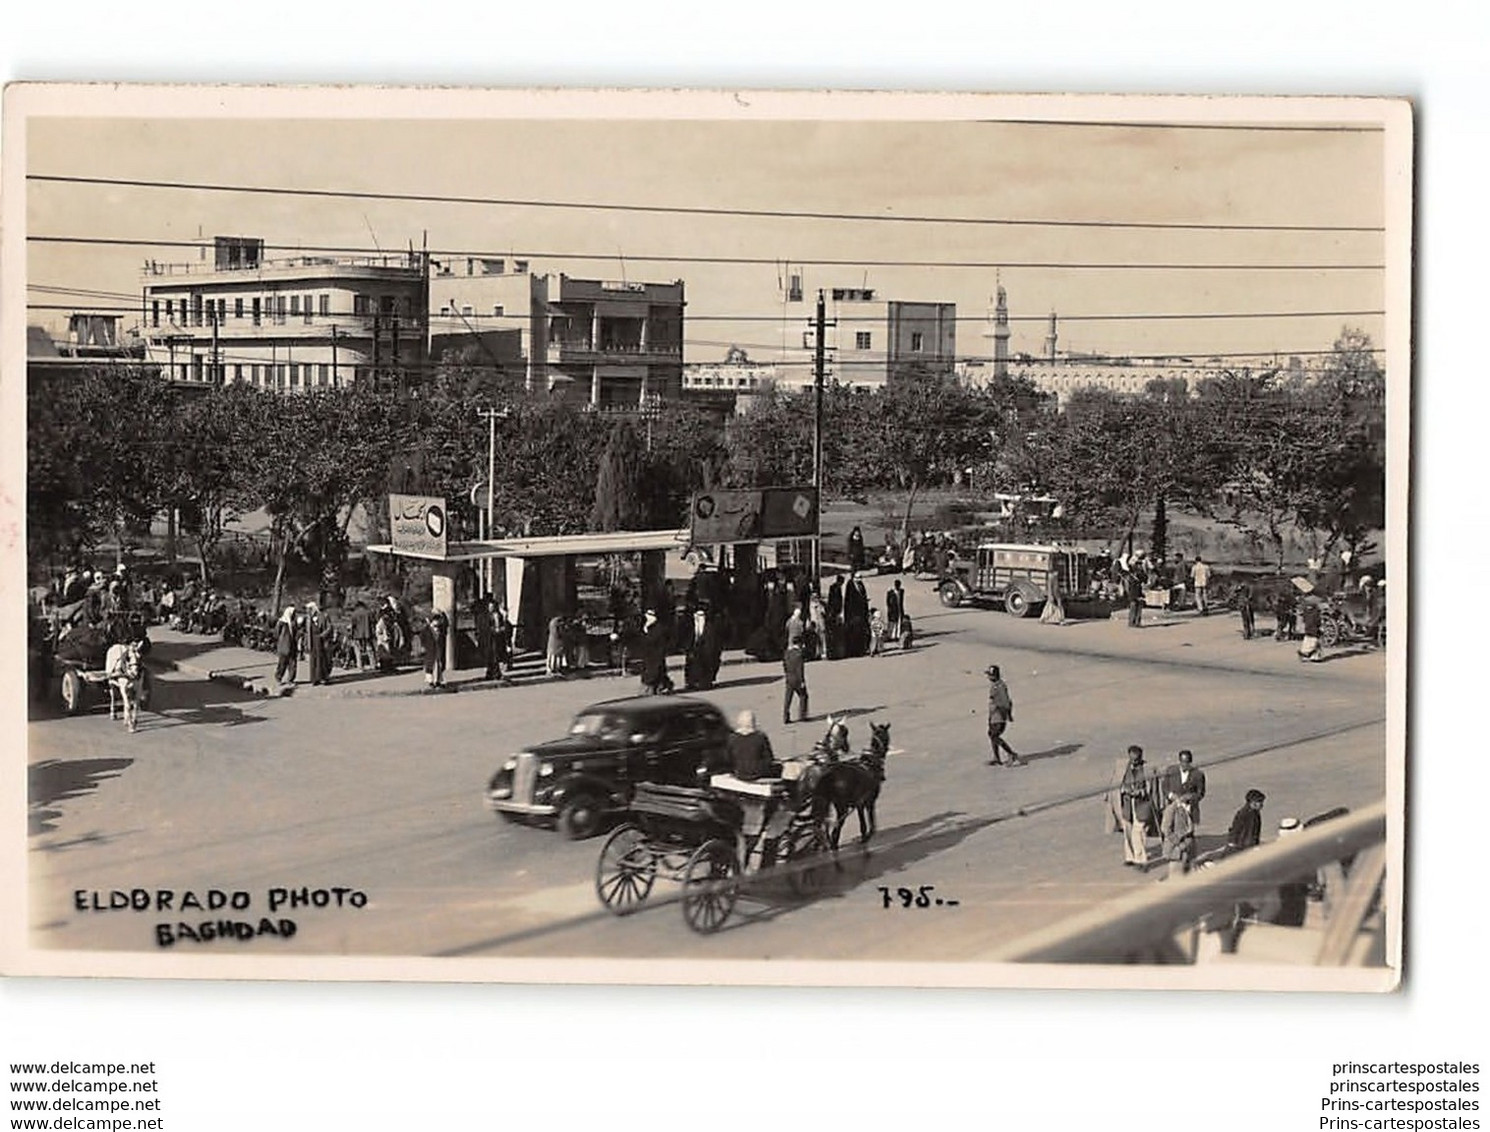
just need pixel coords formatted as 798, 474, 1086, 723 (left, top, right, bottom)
594, 777, 835, 934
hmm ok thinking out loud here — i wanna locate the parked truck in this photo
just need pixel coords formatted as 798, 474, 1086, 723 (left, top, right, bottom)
936, 542, 1090, 617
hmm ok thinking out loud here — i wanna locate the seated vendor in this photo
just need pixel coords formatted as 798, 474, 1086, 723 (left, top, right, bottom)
726, 710, 780, 781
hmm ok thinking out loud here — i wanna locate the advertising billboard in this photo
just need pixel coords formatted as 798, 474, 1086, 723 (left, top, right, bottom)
389, 494, 449, 559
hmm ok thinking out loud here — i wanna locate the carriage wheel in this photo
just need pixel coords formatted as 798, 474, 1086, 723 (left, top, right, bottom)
784, 820, 834, 897
681, 839, 739, 934
60, 668, 86, 715
595, 825, 657, 916
1319, 614, 1342, 649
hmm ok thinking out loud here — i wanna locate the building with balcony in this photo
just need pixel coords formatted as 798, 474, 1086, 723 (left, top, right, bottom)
140, 236, 430, 391
429, 259, 685, 406
27, 313, 155, 386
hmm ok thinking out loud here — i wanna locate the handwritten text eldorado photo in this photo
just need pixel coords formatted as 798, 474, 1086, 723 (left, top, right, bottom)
72, 886, 369, 947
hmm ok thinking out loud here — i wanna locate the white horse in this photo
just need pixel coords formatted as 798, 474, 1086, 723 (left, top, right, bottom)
104, 641, 144, 732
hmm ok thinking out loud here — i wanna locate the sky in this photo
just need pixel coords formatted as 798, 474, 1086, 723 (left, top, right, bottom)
23, 94, 1394, 368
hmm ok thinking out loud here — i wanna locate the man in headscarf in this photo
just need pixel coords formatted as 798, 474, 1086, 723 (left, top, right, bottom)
727, 710, 779, 781
274, 606, 299, 689
305, 602, 330, 685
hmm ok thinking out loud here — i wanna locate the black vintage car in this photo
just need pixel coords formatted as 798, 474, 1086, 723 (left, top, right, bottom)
485, 696, 733, 839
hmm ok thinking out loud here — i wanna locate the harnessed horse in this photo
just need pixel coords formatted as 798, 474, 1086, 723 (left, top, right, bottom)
104, 641, 144, 732
803, 720, 891, 853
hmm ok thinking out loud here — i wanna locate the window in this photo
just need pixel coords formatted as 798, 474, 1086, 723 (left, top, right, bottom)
290, 295, 301, 317
191, 355, 203, 381
276, 295, 287, 324
251, 364, 261, 385
911, 331, 924, 352
303, 294, 313, 323
252, 297, 261, 325
218, 298, 227, 324
855, 331, 872, 350
462, 305, 473, 317
151, 300, 160, 328
492, 304, 504, 317
234, 298, 244, 320
192, 295, 204, 327
318, 363, 329, 386
353, 294, 370, 317
319, 294, 330, 316
289, 364, 301, 388
274, 364, 285, 388
439, 305, 451, 316
514, 259, 529, 274
233, 364, 243, 383
787, 273, 803, 302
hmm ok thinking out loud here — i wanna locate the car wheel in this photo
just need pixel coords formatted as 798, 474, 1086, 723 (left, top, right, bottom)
558, 795, 606, 840
60, 668, 86, 715
938, 582, 963, 608
1004, 587, 1035, 618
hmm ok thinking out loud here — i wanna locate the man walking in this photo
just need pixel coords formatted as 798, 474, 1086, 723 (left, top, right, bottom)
1126, 567, 1144, 629
1160, 749, 1206, 826
349, 599, 374, 671
1116, 745, 1158, 867
782, 609, 810, 725
885, 579, 904, 641
1190, 555, 1211, 615
985, 664, 1024, 766
1298, 597, 1324, 662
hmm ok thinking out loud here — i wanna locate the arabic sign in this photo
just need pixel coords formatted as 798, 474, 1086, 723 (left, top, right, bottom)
389, 494, 448, 559
690, 490, 762, 544
690, 487, 818, 544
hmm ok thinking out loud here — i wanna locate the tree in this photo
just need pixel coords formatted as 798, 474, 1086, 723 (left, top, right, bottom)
168, 383, 264, 583
590, 422, 648, 531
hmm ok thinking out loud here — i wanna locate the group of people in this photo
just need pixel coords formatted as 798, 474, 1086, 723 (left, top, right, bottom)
270, 601, 339, 689
1108, 744, 1270, 880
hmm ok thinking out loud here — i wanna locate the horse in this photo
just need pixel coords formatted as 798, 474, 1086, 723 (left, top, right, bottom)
104, 641, 144, 733
807, 721, 891, 854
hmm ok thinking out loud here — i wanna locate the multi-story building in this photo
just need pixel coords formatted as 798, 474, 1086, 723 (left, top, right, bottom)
429, 258, 685, 405
27, 313, 155, 386
140, 236, 429, 391
771, 272, 957, 387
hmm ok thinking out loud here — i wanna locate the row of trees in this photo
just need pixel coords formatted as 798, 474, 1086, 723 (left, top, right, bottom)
27, 328, 1386, 603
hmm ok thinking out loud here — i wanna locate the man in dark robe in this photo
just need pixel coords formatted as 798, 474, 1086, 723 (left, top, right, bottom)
1227, 789, 1266, 853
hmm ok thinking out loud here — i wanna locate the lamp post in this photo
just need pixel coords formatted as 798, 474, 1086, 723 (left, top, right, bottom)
477, 406, 511, 596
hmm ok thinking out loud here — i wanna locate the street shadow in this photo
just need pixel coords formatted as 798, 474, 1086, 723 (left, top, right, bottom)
142, 677, 269, 728
909, 629, 962, 641
29, 757, 132, 835
1318, 646, 1378, 663
701, 673, 782, 691
1020, 741, 1084, 764
722, 810, 1001, 930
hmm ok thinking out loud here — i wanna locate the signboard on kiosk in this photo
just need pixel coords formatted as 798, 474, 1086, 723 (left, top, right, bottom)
689, 486, 818, 544
389, 494, 449, 559
760, 486, 818, 538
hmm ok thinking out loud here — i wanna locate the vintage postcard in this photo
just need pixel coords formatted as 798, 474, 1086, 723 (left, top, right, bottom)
2, 86, 1410, 989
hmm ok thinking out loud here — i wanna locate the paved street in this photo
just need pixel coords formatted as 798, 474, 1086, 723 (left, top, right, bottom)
26, 582, 1387, 962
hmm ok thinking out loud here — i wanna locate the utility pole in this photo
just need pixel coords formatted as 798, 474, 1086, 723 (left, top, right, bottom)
477, 407, 509, 596
812, 289, 827, 588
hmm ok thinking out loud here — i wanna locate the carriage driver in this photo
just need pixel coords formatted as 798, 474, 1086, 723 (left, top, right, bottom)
720, 711, 794, 863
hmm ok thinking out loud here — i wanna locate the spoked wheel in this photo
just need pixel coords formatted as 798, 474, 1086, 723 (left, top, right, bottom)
60, 668, 86, 715
784, 820, 834, 897
595, 824, 657, 916
680, 839, 740, 934
1319, 614, 1342, 648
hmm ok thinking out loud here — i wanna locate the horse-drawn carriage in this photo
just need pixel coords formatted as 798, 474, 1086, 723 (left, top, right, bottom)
49, 611, 153, 720
594, 722, 890, 933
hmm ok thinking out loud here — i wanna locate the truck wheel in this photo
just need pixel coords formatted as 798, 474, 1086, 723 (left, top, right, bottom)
60, 668, 86, 715
1004, 588, 1036, 618
938, 582, 963, 608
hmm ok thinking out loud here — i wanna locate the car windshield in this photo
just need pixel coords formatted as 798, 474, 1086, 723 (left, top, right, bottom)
568, 711, 631, 739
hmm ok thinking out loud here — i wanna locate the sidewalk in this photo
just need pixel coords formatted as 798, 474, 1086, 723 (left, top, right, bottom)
143, 627, 555, 700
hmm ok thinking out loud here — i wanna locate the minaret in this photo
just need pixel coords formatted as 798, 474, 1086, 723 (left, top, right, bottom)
1045, 310, 1059, 362
993, 284, 1011, 380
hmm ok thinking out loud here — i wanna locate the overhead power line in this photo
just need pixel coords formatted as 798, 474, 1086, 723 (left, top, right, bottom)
28, 234, 1385, 273
27, 173, 1385, 235
24, 297, 1389, 326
